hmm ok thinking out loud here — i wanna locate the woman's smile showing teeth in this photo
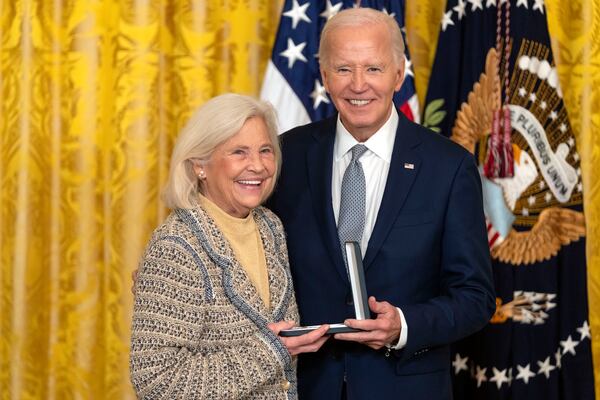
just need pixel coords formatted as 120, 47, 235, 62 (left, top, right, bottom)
237, 179, 263, 187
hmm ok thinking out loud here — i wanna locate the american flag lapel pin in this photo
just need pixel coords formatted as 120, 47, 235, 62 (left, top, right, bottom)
404, 163, 414, 170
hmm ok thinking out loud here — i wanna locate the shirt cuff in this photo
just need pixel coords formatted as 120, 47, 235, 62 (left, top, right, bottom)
388, 307, 408, 350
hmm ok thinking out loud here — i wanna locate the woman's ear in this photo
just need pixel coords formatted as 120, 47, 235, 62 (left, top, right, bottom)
190, 159, 206, 180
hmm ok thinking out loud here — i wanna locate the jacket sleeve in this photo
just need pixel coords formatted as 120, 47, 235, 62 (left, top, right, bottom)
129, 236, 293, 399
397, 153, 496, 361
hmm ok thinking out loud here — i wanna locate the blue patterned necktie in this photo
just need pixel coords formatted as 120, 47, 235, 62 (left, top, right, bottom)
338, 144, 368, 266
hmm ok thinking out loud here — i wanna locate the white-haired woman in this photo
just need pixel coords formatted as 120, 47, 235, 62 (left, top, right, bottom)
130, 94, 329, 399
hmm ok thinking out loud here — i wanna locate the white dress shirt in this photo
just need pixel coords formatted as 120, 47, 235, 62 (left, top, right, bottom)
332, 107, 408, 349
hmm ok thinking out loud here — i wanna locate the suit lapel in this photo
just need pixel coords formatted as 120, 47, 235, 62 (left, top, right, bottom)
363, 116, 423, 270
306, 117, 349, 283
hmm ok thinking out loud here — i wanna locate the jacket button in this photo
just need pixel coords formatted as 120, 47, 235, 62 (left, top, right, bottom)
281, 380, 290, 390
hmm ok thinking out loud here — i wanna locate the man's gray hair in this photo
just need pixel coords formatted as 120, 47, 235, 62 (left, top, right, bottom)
318, 7, 405, 67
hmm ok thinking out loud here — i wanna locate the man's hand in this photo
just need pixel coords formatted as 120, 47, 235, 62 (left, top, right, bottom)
268, 321, 330, 356
333, 296, 401, 350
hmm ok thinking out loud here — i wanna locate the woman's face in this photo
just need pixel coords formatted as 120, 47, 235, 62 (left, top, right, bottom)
197, 117, 276, 218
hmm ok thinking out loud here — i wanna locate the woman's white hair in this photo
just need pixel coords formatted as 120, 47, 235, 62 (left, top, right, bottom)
162, 93, 280, 209
318, 7, 405, 67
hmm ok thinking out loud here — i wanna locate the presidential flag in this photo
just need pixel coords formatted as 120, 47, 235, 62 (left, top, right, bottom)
424, 1, 594, 398
260, 0, 419, 133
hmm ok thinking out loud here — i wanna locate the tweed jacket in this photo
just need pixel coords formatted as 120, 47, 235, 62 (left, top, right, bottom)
130, 205, 299, 399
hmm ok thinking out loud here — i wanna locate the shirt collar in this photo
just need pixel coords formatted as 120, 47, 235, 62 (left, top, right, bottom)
334, 106, 398, 163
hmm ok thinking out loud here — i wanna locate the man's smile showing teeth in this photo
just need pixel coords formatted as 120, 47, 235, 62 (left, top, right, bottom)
349, 99, 371, 106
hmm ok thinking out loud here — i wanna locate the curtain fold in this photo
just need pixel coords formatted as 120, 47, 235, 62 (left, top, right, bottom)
544, 1, 600, 396
1, 0, 598, 397
0, 1, 282, 398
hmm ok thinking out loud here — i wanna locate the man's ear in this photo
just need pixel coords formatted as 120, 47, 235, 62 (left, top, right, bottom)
394, 60, 405, 92
320, 68, 330, 93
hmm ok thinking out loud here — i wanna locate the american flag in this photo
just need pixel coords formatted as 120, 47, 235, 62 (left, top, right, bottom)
260, 0, 419, 133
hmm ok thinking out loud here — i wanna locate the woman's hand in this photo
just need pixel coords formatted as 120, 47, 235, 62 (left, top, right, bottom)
268, 321, 330, 356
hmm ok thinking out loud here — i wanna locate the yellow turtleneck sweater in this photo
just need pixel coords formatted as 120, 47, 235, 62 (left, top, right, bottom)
199, 195, 270, 308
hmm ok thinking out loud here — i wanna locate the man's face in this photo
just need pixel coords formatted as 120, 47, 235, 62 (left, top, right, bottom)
320, 23, 404, 141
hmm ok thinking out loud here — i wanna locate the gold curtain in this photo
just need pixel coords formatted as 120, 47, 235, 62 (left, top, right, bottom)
0, 0, 282, 398
545, 1, 600, 395
1, 0, 598, 398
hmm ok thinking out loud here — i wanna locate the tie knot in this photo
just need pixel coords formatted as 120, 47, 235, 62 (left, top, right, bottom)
350, 144, 368, 163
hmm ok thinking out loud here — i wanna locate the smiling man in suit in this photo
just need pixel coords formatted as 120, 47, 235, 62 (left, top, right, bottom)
267, 7, 495, 400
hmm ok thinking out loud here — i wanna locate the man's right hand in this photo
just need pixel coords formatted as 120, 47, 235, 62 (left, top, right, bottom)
334, 296, 401, 350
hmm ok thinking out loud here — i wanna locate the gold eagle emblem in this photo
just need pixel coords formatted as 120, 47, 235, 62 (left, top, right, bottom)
449, 47, 586, 266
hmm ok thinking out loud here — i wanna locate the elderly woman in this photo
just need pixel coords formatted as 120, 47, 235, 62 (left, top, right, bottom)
130, 94, 328, 399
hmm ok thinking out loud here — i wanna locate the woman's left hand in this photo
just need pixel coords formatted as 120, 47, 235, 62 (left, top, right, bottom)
268, 321, 330, 356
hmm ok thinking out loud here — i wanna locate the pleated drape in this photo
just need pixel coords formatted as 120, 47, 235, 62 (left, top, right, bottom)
544, 1, 600, 396
0, 1, 282, 398
1, 0, 598, 398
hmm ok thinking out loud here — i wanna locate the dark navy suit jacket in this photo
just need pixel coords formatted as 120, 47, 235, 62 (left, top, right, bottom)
268, 113, 495, 399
